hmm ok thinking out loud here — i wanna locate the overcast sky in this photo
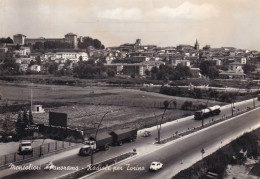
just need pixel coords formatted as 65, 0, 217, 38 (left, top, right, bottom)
1, 0, 260, 50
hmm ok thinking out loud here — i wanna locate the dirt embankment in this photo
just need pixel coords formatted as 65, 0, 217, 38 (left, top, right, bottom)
173, 128, 260, 179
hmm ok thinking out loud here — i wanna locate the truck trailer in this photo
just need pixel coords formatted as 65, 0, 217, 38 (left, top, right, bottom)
79, 128, 137, 155
79, 132, 113, 155
109, 128, 137, 146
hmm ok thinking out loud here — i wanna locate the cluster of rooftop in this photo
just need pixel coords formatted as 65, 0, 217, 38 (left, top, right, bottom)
1, 35, 259, 79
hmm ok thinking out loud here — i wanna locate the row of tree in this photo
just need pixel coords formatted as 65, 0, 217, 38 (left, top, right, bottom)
0, 37, 13, 44
73, 60, 115, 79
16, 108, 35, 138
32, 41, 74, 50
0, 53, 20, 76
150, 64, 192, 81
31, 37, 105, 50
1, 107, 34, 139
160, 85, 241, 103
162, 99, 207, 111
78, 37, 105, 49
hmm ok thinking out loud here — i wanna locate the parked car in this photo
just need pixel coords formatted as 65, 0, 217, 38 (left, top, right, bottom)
149, 162, 163, 171
18, 141, 33, 154
0, 135, 13, 143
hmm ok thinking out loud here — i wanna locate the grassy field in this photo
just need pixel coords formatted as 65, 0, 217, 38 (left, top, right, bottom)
0, 79, 222, 133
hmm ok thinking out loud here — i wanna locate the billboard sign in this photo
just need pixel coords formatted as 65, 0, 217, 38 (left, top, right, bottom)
49, 112, 67, 127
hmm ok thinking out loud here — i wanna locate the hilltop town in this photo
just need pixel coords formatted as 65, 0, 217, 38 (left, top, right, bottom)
1, 0, 260, 178
0, 33, 259, 81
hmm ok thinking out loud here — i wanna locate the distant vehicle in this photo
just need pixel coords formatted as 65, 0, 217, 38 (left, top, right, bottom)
0, 135, 13, 143
194, 105, 221, 120
18, 141, 33, 154
44, 161, 55, 170
79, 128, 137, 156
150, 162, 163, 171
143, 131, 151, 137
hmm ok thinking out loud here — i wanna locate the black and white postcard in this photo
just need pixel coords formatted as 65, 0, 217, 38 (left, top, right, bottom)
1, 0, 260, 178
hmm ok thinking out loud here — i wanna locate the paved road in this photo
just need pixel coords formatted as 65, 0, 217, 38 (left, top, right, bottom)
86, 104, 260, 179
0, 139, 56, 156
2, 98, 259, 179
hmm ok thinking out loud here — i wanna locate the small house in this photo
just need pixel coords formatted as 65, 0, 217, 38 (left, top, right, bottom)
32, 105, 45, 113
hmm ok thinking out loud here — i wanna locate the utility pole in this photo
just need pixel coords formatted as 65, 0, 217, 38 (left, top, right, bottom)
231, 103, 234, 116
157, 99, 175, 143
201, 148, 205, 159
202, 98, 210, 127
31, 88, 33, 111
91, 111, 111, 165
231, 88, 241, 117
202, 113, 204, 127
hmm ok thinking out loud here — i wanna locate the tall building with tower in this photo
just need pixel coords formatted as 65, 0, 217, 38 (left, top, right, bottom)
118, 39, 142, 52
65, 33, 78, 49
13, 33, 78, 49
135, 39, 141, 48
194, 39, 199, 51
13, 34, 26, 45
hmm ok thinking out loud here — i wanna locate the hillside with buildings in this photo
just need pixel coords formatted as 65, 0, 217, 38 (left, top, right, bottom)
0, 34, 259, 81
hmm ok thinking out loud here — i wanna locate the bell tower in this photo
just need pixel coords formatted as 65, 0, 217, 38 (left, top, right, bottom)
194, 39, 199, 51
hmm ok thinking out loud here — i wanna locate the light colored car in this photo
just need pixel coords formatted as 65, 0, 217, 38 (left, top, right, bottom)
44, 161, 55, 170
18, 141, 33, 154
143, 131, 151, 137
149, 162, 163, 171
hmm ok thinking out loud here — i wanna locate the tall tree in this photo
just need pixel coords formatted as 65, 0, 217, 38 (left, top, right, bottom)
200, 61, 219, 79
78, 37, 105, 49
36, 56, 41, 65
172, 100, 177, 109
243, 64, 256, 74
0, 37, 13, 43
46, 62, 58, 74
33, 42, 44, 50
28, 109, 34, 124
175, 64, 192, 78
0, 54, 20, 75
2, 114, 14, 135
16, 111, 25, 137
22, 108, 29, 126
17, 111, 22, 123
163, 100, 170, 109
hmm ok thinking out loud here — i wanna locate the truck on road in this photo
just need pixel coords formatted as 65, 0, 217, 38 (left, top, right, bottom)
79, 132, 112, 155
79, 128, 137, 155
194, 105, 221, 120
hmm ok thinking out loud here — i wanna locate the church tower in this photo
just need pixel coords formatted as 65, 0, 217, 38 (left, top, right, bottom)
194, 39, 199, 51
134, 39, 141, 50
